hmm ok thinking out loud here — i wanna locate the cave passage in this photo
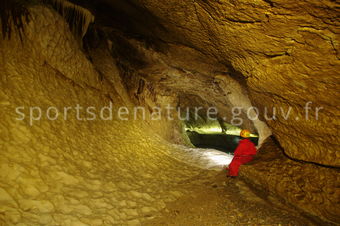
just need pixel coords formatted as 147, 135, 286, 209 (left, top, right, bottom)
186, 131, 259, 153
1, 0, 339, 225
183, 113, 259, 153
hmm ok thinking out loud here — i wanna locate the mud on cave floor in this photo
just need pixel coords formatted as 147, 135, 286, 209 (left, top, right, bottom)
145, 171, 319, 226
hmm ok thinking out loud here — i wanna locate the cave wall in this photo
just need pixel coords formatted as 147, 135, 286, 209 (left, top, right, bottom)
0, 6, 207, 225
125, 0, 340, 166
1, 1, 339, 224
117, 37, 271, 145
86, 36, 188, 144
97, 0, 340, 222
241, 137, 340, 224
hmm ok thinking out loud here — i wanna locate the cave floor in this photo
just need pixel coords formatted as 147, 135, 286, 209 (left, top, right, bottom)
145, 171, 315, 226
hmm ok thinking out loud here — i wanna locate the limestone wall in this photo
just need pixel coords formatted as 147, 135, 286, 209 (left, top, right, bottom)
128, 0, 340, 166
1, 2, 339, 224
241, 137, 340, 224
117, 38, 271, 145
0, 6, 206, 225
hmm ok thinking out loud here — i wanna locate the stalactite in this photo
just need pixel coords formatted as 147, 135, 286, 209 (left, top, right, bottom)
44, 0, 94, 39
0, 0, 30, 41
0, 0, 94, 43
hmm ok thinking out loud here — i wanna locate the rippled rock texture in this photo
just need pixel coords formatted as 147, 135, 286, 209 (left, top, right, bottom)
0, 6, 208, 225
241, 137, 340, 224
1, 0, 339, 224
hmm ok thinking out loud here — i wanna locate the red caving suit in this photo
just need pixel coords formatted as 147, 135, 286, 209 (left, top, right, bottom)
228, 138, 257, 176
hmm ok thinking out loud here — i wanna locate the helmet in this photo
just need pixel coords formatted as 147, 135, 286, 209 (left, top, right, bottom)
240, 129, 251, 138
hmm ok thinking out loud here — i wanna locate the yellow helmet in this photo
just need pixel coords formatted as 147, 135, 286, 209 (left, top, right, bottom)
240, 129, 251, 138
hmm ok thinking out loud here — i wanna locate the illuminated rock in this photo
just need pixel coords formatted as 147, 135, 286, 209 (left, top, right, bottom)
0, 0, 339, 224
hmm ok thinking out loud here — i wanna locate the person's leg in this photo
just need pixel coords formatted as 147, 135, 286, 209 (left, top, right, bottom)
239, 156, 254, 165
228, 158, 242, 176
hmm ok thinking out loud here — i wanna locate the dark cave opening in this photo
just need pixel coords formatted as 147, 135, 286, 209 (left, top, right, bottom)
182, 109, 259, 154
186, 131, 259, 153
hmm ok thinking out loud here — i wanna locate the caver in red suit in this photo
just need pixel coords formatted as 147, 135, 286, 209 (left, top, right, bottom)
228, 130, 257, 177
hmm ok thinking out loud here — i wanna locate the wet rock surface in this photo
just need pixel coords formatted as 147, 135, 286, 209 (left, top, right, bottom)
241, 137, 340, 224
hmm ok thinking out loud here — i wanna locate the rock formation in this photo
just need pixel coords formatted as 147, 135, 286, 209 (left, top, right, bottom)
0, 0, 339, 224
